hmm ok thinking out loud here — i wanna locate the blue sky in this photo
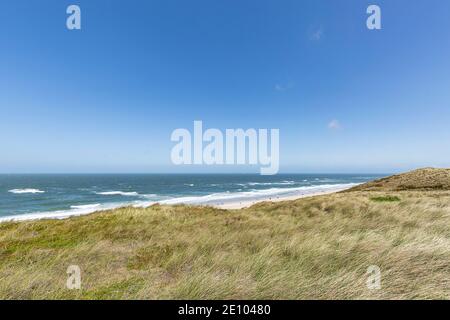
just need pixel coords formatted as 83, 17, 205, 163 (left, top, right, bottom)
1, 0, 450, 173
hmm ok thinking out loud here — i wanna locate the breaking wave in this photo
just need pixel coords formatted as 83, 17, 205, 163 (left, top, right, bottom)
9, 189, 45, 194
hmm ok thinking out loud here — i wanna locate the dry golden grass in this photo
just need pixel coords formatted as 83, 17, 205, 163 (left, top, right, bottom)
1, 189, 450, 299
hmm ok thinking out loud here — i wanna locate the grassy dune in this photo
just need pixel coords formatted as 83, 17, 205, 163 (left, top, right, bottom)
1, 170, 450, 299
348, 168, 450, 191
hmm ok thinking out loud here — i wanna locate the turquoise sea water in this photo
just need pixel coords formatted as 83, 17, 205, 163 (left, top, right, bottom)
0, 174, 386, 221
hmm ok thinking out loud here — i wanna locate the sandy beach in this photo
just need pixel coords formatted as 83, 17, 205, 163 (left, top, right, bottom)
214, 185, 352, 209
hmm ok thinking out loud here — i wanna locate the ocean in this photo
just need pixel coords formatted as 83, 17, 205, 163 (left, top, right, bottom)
0, 174, 385, 221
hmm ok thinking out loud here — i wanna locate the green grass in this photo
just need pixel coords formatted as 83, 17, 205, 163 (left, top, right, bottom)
370, 196, 401, 202
1, 190, 450, 299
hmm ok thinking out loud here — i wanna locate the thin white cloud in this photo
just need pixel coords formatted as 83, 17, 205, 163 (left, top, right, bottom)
275, 83, 294, 92
309, 26, 324, 41
328, 119, 341, 130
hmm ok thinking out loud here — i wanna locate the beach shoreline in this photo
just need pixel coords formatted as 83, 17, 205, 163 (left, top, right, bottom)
0, 184, 355, 223
213, 186, 351, 209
